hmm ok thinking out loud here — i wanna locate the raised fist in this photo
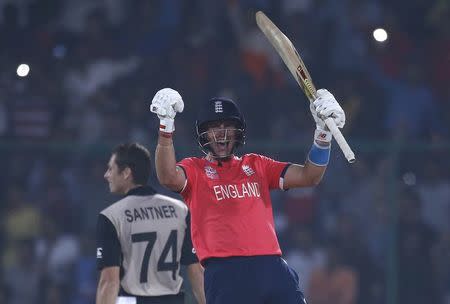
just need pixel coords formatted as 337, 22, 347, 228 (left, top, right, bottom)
310, 89, 346, 144
310, 89, 345, 129
150, 88, 184, 133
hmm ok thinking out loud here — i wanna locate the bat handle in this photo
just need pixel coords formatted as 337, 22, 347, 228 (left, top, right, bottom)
324, 117, 355, 163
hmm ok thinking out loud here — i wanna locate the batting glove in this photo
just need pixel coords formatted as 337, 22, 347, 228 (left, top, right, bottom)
150, 88, 184, 133
310, 89, 345, 143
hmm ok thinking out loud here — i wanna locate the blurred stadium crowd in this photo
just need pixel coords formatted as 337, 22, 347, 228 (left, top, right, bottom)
0, 0, 449, 303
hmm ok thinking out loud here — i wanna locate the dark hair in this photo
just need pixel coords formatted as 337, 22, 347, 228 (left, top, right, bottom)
112, 143, 151, 185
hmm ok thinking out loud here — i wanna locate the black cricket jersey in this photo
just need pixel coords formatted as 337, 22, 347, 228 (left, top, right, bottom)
96, 186, 198, 297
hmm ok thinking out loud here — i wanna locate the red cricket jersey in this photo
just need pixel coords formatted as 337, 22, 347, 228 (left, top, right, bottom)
177, 153, 290, 262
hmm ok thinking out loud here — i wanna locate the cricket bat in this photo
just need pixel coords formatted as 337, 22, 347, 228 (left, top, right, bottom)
255, 11, 355, 163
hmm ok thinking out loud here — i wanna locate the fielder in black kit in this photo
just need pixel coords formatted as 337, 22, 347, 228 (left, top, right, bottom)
96, 143, 206, 304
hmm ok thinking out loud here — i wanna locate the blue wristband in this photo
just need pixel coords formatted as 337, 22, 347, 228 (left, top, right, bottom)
308, 142, 330, 166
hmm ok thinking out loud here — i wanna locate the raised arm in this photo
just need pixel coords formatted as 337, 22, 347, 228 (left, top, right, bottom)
283, 89, 346, 189
151, 88, 187, 192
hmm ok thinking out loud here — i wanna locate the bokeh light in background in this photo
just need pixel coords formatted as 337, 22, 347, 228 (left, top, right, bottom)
373, 28, 388, 42
16, 63, 30, 77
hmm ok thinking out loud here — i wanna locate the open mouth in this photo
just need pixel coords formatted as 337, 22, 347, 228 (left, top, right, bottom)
214, 141, 230, 155
216, 143, 227, 151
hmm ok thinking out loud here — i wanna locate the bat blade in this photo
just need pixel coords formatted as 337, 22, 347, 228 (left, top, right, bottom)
255, 11, 316, 102
256, 11, 356, 163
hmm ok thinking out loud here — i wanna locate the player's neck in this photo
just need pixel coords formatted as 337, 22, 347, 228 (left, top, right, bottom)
206, 154, 234, 165
124, 184, 143, 195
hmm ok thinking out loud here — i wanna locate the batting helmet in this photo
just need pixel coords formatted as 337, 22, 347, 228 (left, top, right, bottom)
195, 97, 246, 155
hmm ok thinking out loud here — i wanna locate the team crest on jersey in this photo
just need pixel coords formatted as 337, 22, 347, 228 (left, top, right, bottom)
242, 165, 255, 176
204, 166, 219, 179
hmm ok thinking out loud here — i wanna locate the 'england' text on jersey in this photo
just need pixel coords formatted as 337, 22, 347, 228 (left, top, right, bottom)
213, 182, 261, 201
125, 205, 178, 222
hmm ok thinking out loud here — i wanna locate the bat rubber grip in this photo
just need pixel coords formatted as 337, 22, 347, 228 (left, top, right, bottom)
324, 118, 355, 163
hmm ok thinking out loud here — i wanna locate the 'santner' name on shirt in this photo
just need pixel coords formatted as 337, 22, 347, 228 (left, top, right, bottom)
125, 205, 178, 222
